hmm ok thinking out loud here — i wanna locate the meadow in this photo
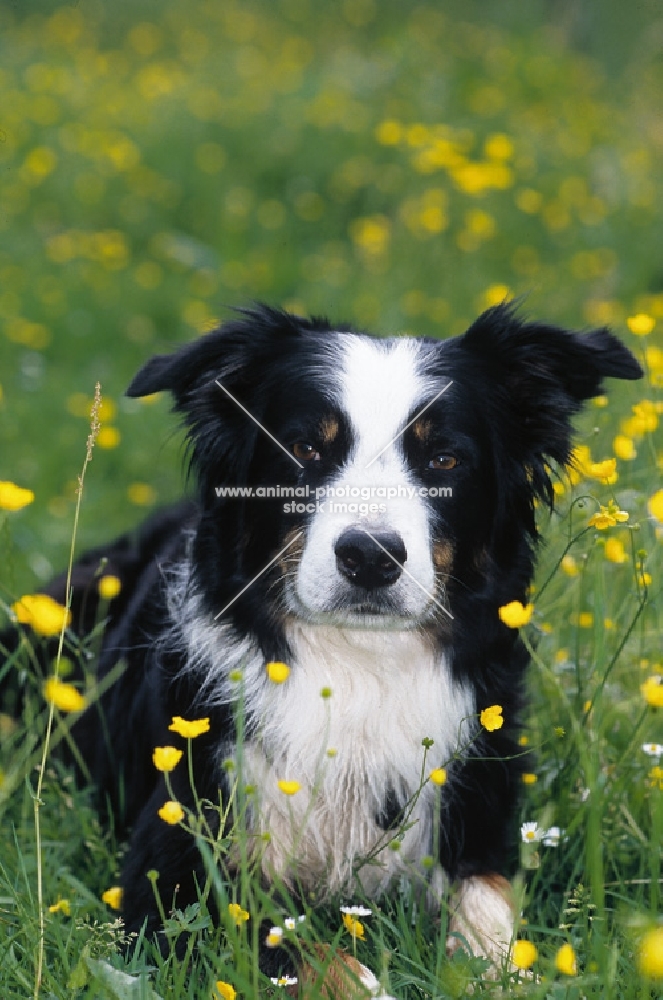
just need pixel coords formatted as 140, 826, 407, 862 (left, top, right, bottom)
0, 0, 662, 996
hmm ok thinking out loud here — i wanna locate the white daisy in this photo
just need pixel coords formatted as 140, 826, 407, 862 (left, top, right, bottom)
340, 904, 372, 916
520, 821, 541, 843
542, 826, 563, 846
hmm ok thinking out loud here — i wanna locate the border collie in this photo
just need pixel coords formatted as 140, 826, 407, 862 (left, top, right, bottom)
12, 304, 642, 990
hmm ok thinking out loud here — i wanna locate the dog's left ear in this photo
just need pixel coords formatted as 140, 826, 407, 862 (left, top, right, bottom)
459, 303, 642, 466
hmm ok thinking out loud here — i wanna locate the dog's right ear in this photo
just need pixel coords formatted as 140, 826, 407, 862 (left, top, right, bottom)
126, 353, 180, 397
126, 304, 306, 401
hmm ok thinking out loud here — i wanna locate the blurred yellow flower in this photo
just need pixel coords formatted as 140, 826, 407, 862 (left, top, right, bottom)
48, 898, 71, 916
649, 489, 663, 524
127, 482, 156, 506
480, 705, 504, 731
613, 434, 636, 461
498, 601, 534, 628
168, 716, 210, 738
429, 768, 447, 786
0, 481, 34, 511
44, 677, 86, 713
638, 927, 663, 979
642, 676, 663, 708
97, 426, 121, 449
12, 594, 71, 636
277, 779, 301, 796
555, 942, 577, 975
102, 886, 123, 910
511, 939, 537, 969
152, 746, 183, 772
649, 766, 663, 790
604, 538, 627, 563
158, 801, 184, 824
578, 612, 594, 628
228, 902, 250, 925
627, 313, 655, 336
266, 661, 290, 683
98, 575, 121, 600
522, 773, 538, 785
561, 555, 579, 577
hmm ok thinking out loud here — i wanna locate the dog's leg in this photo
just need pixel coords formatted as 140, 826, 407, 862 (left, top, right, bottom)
294, 943, 396, 999
446, 873, 515, 968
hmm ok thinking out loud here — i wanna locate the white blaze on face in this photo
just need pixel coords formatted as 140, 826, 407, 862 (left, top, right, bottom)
295, 335, 438, 620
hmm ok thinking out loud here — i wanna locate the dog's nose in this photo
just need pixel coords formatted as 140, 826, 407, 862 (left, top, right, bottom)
334, 529, 407, 589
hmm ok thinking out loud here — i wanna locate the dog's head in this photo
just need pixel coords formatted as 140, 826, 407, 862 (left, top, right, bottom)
127, 304, 641, 638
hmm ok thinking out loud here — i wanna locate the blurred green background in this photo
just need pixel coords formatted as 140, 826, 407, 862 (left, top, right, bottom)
1, 0, 662, 595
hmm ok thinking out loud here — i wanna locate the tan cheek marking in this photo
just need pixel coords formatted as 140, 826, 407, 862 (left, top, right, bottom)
432, 539, 454, 574
319, 416, 339, 445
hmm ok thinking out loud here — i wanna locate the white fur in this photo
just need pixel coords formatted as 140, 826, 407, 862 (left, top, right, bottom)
294, 336, 444, 623
447, 876, 515, 965
171, 576, 475, 900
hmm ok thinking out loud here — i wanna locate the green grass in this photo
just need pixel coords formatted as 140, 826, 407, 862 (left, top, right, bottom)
1, 0, 662, 996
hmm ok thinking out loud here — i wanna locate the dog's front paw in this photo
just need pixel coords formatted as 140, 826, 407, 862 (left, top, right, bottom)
297, 944, 397, 999
446, 874, 515, 972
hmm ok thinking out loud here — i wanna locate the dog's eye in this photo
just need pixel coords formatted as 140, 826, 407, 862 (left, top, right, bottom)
429, 454, 457, 471
293, 441, 321, 462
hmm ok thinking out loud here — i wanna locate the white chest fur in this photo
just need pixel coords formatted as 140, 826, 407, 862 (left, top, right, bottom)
240, 621, 475, 899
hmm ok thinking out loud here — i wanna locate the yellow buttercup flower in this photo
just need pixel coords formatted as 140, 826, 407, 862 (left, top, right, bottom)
44, 677, 87, 713
642, 676, 663, 708
215, 982, 237, 1000
511, 939, 538, 970
586, 457, 617, 483
277, 779, 301, 796
228, 902, 250, 925
12, 594, 71, 636
498, 601, 533, 628
98, 575, 122, 600
555, 942, 577, 975
429, 768, 447, 786
266, 661, 290, 683
522, 772, 538, 784
638, 927, 663, 979
480, 705, 504, 732
168, 716, 210, 738
588, 502, 629, 530
342, 912, 365, 940
152, 746, 183, 772
102, 886, 123, 910
649, 766, 663, 791
0, 480, 34, 511
158, 800, 184, 824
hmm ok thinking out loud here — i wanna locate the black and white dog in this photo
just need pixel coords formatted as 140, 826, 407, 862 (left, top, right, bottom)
13, 304, 642, 982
